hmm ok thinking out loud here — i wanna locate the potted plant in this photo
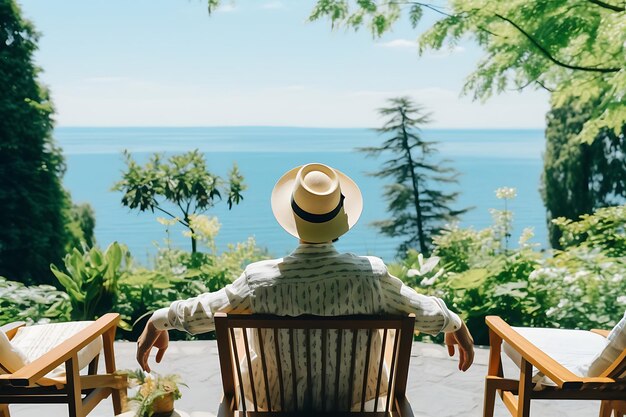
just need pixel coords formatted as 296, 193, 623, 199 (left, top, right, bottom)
126, 370, 185, 417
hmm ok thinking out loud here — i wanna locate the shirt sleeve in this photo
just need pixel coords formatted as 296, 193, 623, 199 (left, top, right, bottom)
379, 267, 462, 336
149, 272, 253, 334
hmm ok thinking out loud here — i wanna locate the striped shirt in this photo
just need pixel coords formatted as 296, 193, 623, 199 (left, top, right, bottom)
151, 243, 461, 410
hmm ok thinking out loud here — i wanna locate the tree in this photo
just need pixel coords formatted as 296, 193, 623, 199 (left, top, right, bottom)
113, 150, 245, 253
541, 100, 626, 247
304, 0, 625, 144
361, 97, 469, 256
0, 0, 92, 284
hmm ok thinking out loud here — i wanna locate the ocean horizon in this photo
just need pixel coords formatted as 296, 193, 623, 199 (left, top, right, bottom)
58, 126, 547, 264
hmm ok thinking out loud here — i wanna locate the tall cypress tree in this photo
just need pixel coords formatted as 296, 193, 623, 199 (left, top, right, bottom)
0, 0, 77, 284
360, 97, 469, 256
541, 100, 626, 248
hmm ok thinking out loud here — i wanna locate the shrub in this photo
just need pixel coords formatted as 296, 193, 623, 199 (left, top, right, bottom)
0, 277, 71, 325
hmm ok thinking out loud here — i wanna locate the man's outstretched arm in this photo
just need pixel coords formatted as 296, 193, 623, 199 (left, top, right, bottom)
379, 268, 474, 371
136, 272, 252, 371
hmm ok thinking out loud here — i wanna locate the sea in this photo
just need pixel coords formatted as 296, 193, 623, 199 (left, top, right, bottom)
57, 127, 547, 264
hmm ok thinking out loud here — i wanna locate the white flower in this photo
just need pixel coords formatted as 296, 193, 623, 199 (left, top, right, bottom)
157, 217, 179, 226
518, 227, 535, 246
617, 296, 626, 305
557, 299, 568, 308
495, 187, 517, 200
563, 275, 576, 284
611, 274, 623, 283
420, 269, 444, 286
171, 265, 187, 275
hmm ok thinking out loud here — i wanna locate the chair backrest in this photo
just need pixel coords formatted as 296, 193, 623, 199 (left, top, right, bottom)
214, 313, 415, 414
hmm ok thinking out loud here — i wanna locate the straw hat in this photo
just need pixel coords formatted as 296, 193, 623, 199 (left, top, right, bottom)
271, 163, 363, 243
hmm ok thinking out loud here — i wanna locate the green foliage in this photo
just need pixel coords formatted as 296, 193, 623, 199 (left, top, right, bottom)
0, 277, 71, 326
113, 150, 246, 253
51, 242, 130, 322
542, 100, 626, 247
0, 0, 88, 285
64, 202, 97, 251
553, 205, 625, 256
527, 246, 626, 331
360, 97, 469, 256
305, 0, 626, 143
395, 196, 625, 344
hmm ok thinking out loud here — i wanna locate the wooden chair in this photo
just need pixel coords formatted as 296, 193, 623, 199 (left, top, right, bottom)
214, 313, 416, 416
0, 313, 127, 417
483, 316, 626, 417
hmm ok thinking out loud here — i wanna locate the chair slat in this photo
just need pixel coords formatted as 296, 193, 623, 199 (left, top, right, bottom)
347, 329, 358, 410
257, 328, 272, 411
229, 327, 246, 412
334, 329, 343, 410
273, 328, 285, 411
374, 329, 388, 412
321, 328, 327, 411
289, 328, 298, 411
221, 314, 406, 330
385, 328, 400, 412
242, 328, 258, 412
360, 329, 373, 412
305, 328, 312, 410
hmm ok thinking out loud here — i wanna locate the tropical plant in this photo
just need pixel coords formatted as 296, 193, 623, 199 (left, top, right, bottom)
360, 97, 469, 256
126, 370, 185, 417
51, 242, 129, 322
0, 277, 71, 326
113, 150, 246, 253
0, 0, 94, 285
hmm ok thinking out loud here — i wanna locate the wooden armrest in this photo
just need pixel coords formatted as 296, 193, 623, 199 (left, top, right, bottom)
590, 329, 610, 338
1, 322, 26, 340
485, 316, 584, 388
7, 313, 120, 387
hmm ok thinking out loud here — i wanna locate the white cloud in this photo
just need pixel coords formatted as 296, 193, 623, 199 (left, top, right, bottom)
260, 1, 284, 9
376, 39, 418, 49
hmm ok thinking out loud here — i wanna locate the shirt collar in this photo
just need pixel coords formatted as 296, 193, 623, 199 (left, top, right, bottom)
289, 243, 339, 257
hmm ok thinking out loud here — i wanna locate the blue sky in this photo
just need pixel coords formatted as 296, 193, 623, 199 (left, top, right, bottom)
20, 0, 549, 128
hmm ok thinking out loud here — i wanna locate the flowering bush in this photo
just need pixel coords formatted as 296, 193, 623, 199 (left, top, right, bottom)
395, 188, 625, 345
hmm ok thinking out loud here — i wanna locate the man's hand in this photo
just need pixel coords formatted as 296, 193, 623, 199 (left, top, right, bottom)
445, 321, 474, 372
136, 319, 169, 372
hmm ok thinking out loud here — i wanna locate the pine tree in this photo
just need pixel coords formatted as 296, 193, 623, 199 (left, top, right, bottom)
360, 97, 469, 256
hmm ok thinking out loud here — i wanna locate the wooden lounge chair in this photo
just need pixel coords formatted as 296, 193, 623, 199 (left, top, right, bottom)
0, 313, 127, 417
214, 313, 416, 416
483, 315, 626, 417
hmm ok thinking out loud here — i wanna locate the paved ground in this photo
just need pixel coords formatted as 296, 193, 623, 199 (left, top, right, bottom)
11, 341, 600, 417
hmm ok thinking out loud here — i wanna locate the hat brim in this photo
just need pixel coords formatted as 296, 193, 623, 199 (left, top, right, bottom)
271, 165, 363, 243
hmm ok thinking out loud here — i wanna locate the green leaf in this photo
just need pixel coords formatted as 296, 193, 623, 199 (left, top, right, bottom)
447, 268, 489, 290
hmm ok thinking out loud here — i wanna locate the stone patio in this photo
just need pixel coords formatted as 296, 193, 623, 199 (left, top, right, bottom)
11, 341, 600, 417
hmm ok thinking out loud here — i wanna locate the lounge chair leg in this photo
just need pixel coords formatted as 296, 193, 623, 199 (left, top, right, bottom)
66, 355, 84, 417
517, 359, 532, 417
483, 377, 497, 417
0, 404, 10, 417
103, 327, 126, 414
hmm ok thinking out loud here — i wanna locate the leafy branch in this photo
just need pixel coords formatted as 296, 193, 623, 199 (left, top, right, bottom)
494, 13, 621, 73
